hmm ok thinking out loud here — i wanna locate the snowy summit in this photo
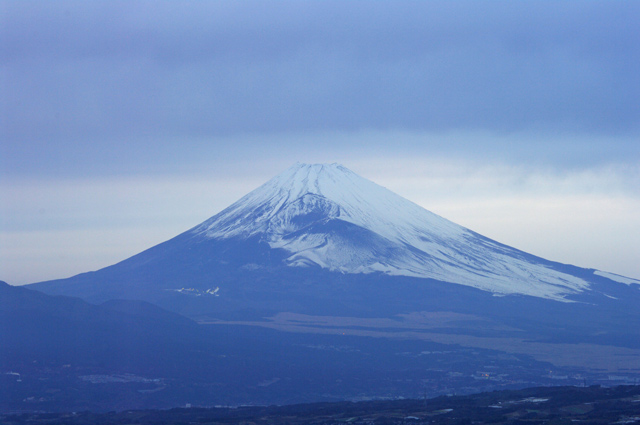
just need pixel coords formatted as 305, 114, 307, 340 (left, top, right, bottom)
193, 163, 591, 301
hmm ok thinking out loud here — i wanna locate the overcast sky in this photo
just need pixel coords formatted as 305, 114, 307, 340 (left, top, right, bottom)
2, 1, 639, 285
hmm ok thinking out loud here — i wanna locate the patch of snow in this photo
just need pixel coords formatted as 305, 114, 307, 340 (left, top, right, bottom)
80, 374, 160, 384
523, 398, 549, 403
614, 417, 640, 424
168, 287, 220, 297
594, 270, 640, 286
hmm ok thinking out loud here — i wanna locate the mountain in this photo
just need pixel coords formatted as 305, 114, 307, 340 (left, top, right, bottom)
30, 163, 639, 301
1, 280, 195, 372
28, 163, 640, 350
1, 280, 212, 410
193, 163, 590, 300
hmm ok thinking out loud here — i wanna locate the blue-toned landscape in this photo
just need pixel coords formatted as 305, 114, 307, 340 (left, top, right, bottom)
2, 1, 639, 421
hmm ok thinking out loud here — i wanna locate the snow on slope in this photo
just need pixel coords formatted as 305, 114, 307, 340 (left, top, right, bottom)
594, 270, 640, 286
193, 163, 591, 301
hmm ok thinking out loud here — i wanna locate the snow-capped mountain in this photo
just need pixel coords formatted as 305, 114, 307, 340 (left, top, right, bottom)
29, 163, 639, 310
190, 163, 630, 301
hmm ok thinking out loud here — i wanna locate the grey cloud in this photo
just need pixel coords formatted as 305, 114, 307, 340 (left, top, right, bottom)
2, 1, 639, 177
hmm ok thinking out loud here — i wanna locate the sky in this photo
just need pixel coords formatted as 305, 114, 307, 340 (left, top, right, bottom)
1, 1, 639, 285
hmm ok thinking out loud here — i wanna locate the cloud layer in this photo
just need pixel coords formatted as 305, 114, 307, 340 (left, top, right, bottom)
1, 1, 639, 283
3, 1, 639, 175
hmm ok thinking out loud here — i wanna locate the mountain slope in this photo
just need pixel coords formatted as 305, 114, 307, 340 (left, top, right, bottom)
0, 280, 203, 372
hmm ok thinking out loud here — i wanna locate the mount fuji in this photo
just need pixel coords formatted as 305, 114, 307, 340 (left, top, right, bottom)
29, 163, 640, 349
192, 163, 594, 301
